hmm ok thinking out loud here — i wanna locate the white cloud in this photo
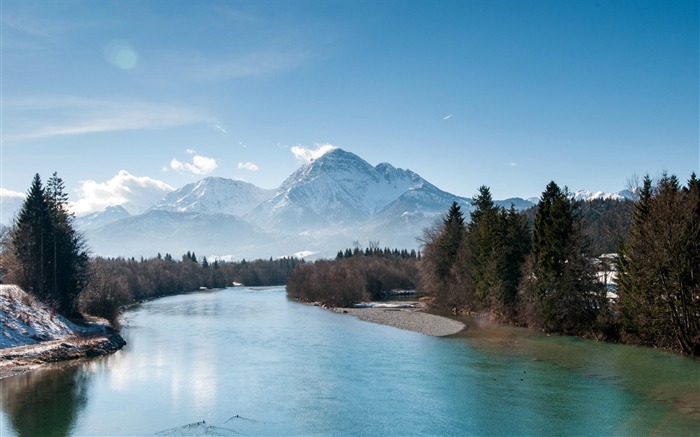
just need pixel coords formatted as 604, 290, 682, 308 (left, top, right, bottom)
0, 188, 26, 199
238, 162, 259, 171
71, 170, 174, 216
170, 154, 218, 175
5, 97, 214, 142
509, 161, 518, 167
291, 144, 337, 163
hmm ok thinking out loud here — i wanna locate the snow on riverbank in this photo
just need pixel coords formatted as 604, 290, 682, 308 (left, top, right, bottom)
0, 284, 126, 379
0, 284, 81, 349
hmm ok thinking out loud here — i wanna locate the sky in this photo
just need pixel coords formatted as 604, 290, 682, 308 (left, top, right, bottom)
1, 0, 698, 216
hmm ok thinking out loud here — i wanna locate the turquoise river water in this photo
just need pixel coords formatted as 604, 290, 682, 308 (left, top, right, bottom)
1, 287, 699, 436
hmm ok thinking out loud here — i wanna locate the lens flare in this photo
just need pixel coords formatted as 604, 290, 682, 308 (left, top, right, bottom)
104, 39, 138, 70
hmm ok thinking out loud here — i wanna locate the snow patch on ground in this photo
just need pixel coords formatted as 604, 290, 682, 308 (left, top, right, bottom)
0, 285, 79, 349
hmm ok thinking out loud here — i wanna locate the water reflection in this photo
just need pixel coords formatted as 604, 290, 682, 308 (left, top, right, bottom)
1, 363, 90, 437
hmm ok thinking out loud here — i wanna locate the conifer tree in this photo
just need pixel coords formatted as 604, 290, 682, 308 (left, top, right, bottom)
419, 201, 469, 307
436, 202, 466, 282
10, 174, 52, 300
8, 173, 88, 315
500, 204, 531, 310
468, 186, 502, 308
47, 172, 89, 315
530, 181, 603, 333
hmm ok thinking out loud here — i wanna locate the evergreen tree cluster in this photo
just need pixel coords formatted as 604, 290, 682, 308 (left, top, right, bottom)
523, 182, 605, 334
421, 189, 532, 318
521, 197, 634, 256
421, 183, 604, 336
616, 173, 700, 355
336, 245, 419, 259
3, 173, 89, 316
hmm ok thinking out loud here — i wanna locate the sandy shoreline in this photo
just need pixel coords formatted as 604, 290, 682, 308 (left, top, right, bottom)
334, 303, 466, 337
0, 332, 126, 380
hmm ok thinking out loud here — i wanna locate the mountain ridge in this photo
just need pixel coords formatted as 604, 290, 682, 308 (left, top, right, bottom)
2, 148, 636, 257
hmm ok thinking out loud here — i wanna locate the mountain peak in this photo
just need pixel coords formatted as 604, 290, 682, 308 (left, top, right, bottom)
150, 177, 274, 216
248, 148, 460, 231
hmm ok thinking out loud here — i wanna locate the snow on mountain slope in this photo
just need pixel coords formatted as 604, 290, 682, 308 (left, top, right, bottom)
75, 205, 131, 231
247, 148, 440, 230
150, 177, 274, 216
572, 190, 636, 202
360, 184, 473, 248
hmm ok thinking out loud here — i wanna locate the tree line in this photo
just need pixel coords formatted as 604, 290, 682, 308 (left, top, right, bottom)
78, 255, 302, 324
287, 246, 419, 307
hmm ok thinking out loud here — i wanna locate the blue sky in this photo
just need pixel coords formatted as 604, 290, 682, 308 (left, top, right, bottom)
1, 0, 698, 214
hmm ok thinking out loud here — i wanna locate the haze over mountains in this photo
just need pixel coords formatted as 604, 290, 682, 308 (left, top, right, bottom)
2, 149, 635, 260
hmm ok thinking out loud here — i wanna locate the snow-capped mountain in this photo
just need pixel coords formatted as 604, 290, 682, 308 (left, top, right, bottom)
572, 190, 637, 202
67, 148, 637, 259
150, 177, 274, 216
246, 148, 468, 232
75, 205, 131, 231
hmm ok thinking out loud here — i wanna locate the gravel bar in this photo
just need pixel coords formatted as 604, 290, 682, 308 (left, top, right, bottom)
336, 307, 465, 337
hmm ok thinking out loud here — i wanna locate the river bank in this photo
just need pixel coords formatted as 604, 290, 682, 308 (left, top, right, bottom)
0, 331, 126, 379
0, 284, 126, 379
332, 302, 466, 337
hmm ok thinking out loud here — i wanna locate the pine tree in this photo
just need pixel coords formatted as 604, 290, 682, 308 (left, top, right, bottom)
500, 204, 531, 311
436, 201, 466, 281
533, 182, 574, 280
46, 172, 89, 316
10, 174, 53, 301
8, 173, 88, 316
419, 201, 469, 307
468, 186, 502, 308
530, 181, 603, 334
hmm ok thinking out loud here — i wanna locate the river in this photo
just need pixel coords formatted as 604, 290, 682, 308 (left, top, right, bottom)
1, 287, 699, 436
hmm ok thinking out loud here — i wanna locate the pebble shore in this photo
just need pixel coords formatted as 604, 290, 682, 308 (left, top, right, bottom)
336, 306, 465, 337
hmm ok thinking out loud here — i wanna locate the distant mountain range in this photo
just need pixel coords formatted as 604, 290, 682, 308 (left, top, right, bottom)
1, 149, 637, 260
